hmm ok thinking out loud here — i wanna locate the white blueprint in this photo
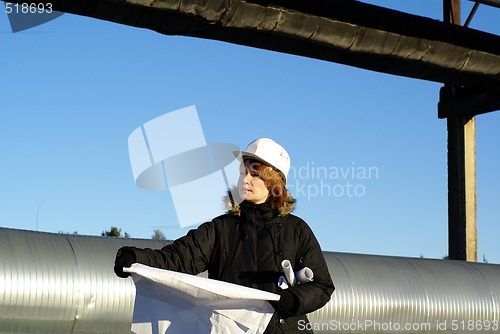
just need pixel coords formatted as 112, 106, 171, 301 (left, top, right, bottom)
124, 264, 280, 334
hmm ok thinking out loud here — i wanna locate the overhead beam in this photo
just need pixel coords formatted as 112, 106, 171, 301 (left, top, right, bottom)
5, 0, 500, 89
468, 0, 500, 9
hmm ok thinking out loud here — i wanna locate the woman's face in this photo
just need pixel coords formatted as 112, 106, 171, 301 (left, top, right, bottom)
238, 160, 270, 204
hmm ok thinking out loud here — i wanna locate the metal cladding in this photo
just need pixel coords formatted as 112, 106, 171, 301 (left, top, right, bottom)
0, 228, 169, 334
312, 252, 500, 333
1, 227, 499, 334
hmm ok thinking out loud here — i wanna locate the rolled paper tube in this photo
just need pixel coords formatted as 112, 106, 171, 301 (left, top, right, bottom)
277, 276, 289, 290
295, 267, 314, 283
281, 259, 296, 286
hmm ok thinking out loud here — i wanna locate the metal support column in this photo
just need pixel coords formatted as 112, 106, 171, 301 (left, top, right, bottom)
446, 104, 477, 262
443, 0, 477, 262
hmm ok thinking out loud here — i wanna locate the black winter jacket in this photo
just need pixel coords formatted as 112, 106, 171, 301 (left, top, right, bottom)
118, 196, 334, 333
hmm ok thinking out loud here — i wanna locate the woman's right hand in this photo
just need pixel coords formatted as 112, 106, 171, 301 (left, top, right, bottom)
113, 247, 136, 278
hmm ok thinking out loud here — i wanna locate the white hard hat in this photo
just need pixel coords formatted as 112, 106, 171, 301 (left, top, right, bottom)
240, 138, 291, 182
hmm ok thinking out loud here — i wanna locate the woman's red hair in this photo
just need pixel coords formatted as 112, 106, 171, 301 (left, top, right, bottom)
246, 159, 288, 208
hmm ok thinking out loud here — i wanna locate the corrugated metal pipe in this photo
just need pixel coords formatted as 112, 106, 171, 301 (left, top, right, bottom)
1, 227, 499, 333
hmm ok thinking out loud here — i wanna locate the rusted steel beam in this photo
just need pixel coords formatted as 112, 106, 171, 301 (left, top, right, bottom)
5, 0, 500, 89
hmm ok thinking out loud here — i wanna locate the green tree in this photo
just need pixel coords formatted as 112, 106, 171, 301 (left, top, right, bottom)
101, 226, 130, 238
152, 229, 166, 240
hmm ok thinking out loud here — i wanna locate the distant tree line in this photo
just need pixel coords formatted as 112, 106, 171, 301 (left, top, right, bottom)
59, 226, 168, 240
99, 226, 167, 240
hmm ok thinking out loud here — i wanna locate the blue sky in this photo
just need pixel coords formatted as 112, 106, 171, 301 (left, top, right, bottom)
1, 1, 499, 263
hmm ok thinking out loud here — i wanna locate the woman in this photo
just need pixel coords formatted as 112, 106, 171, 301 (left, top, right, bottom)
114, 138, 334, 333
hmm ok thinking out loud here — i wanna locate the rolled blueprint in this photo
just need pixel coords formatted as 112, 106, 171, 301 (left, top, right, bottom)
294, 267, 314, 283
278, 260, 314, 289
281, 260, 297, 286
277, 276, 289, 290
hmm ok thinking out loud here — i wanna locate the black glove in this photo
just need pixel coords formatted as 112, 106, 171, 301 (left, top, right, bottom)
270, 290, 298, 317
114, 248, 136, 278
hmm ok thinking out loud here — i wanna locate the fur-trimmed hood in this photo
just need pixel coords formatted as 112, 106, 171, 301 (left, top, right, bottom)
224, 188, 296, 217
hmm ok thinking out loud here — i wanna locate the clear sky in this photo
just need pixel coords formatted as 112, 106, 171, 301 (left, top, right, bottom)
1, 1, 499, 263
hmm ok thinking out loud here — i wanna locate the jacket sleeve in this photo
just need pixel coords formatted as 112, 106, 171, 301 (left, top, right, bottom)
284, 220, 335, 316
118, 221, 217, 275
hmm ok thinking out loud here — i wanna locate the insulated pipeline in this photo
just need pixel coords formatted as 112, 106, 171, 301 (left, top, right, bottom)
311, 252, 500, 333
1, 227, 499, 333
